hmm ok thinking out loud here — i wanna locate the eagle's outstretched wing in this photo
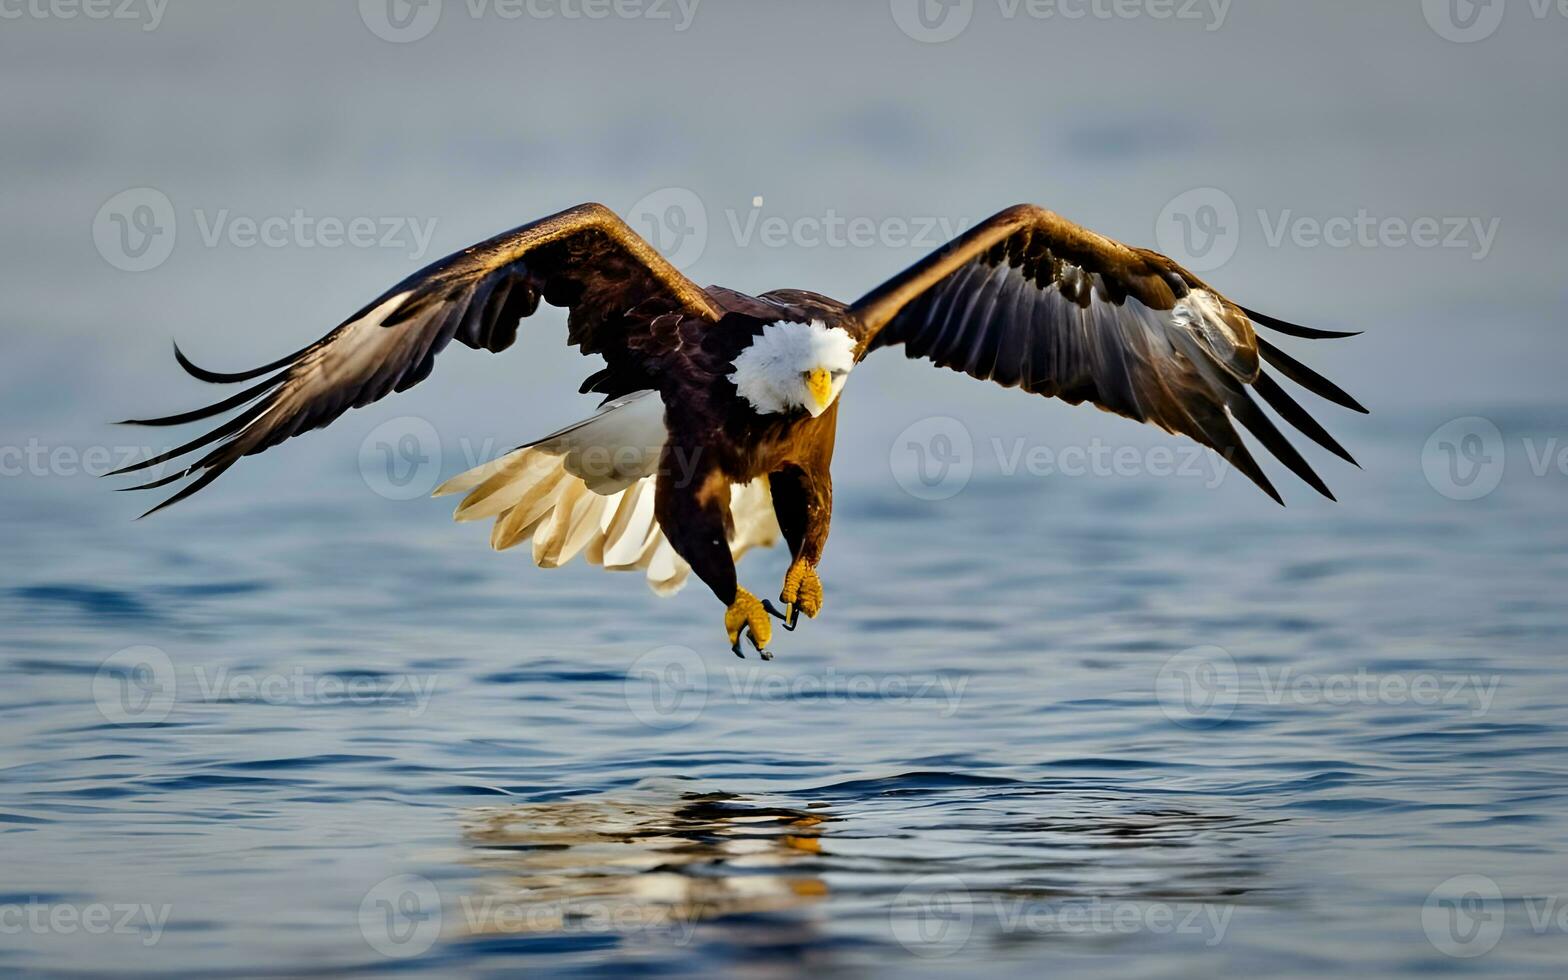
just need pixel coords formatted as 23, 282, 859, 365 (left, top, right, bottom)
851, 204, 1366, 503
111, 203, 720, 516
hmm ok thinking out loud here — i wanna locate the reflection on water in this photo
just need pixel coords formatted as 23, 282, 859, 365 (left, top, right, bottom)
443, 775, 1292, 967
458, 792, 830, 939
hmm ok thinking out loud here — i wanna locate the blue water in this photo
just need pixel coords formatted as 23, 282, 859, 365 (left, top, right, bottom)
4, 415, 1567, 977
4, 5, 1568, 974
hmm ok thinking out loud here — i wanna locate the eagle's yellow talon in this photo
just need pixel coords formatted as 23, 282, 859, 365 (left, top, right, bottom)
780, 560, 824, 620
725, 588, 772, 656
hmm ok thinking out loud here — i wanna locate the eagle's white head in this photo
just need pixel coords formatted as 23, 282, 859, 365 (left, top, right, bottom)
728, 319, 857, 418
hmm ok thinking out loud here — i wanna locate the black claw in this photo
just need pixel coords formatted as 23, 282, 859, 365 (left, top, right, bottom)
746, 627, 768, 658
731, 635, 746, 658
762, 599, 800, 632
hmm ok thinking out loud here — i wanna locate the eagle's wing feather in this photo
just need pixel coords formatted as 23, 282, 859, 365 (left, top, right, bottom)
852, 204, 1365, 503
112, 203, 719, 516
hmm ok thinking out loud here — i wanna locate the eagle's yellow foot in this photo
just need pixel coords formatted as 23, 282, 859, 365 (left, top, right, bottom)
776, 560, 823, 631
725, 588, 773, 660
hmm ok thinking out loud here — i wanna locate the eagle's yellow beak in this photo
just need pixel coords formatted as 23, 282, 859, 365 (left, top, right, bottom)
804, 367, 833, 411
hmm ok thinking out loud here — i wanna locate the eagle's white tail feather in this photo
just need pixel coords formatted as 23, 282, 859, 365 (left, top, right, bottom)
646, 538, 686, 596
434, 391, 781, 595
489, 465, 565, 550
601, 481, 658, 569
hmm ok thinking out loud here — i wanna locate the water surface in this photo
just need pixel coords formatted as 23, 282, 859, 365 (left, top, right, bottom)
4, 422, 1566, 977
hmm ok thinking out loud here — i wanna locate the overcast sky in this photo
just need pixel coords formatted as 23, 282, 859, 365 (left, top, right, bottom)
2, 0, 1564, 501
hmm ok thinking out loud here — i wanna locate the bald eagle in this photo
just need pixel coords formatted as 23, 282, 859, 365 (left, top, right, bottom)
113, 203, 1364, 658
